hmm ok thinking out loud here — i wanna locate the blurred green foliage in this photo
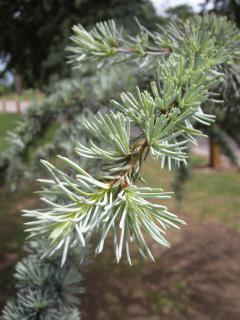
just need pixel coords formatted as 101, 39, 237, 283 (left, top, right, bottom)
0, 0, 156, 88
0, 113, 20, 151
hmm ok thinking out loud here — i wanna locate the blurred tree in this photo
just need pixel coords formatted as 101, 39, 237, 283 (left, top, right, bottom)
200, 0, 240, 167
201, 0, 240, 27
166, 2, 240, 169
165, 4, 194, 20
0, 0, 156, 88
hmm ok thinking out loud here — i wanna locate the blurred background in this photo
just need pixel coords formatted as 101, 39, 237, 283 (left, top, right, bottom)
0, 0, 240, 319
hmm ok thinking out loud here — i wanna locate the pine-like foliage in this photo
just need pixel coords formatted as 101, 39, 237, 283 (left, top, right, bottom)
22, 15, 239, 264
0, 66, 136, 190
1, 240, 83, 320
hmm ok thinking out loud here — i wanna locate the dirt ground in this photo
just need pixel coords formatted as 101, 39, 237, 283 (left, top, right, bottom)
81, 220, 240, 320
1, 186, 240, 319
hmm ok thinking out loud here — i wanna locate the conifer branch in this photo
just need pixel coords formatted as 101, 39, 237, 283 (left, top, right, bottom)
22, 14, 240, 265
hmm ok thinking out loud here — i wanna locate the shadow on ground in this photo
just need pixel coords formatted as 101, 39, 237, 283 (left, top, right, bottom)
82, 221, 240, 320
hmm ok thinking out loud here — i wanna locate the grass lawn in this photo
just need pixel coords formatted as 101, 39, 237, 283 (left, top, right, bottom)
142, 159, 240, 230
0, 113, 20, 151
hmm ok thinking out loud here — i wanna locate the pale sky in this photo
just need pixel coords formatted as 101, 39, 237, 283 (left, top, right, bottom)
150, 0, 213, 15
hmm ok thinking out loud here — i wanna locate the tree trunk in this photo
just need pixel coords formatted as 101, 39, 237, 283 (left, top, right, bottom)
14, 73, 22, 95
14, 73, 22, 113
209, 137, 221, 168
